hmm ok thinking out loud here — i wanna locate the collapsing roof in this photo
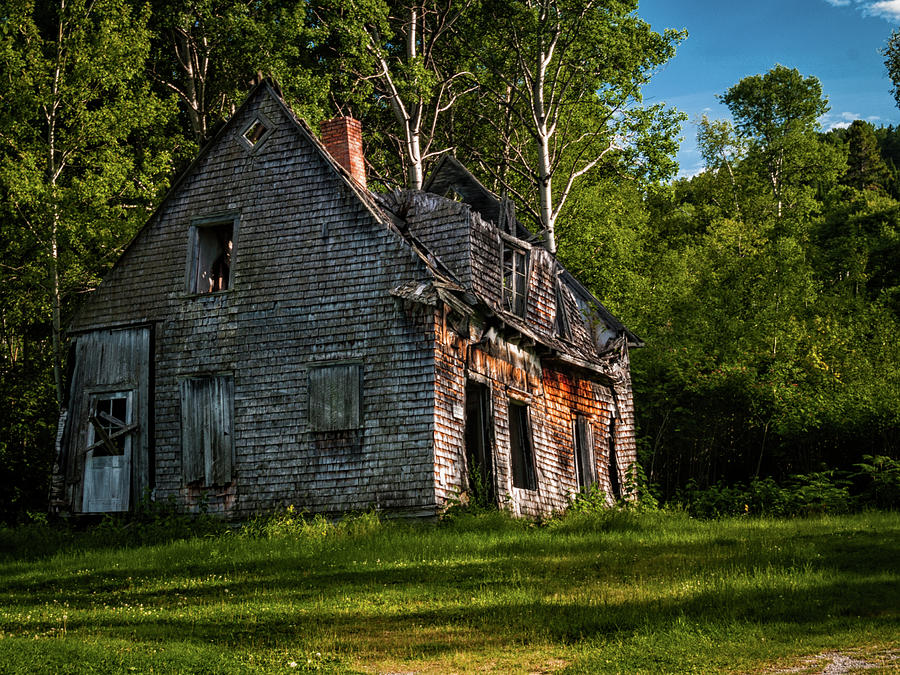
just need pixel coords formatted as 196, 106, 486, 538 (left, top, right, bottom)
379, 156, 641, 385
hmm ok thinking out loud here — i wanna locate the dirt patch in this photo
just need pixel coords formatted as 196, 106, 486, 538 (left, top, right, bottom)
764, 647, 899, 674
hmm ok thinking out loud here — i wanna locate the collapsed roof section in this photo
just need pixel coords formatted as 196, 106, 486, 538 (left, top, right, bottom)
379, 156, 642, 384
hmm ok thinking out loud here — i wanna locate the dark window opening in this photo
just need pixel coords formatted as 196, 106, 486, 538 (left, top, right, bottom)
608, 418, 621, 499
242, 119, 268, 147
191, 222, 233, 294
573, 414, 595, 490
554, 280, 572, 339
181, 375, 234, 486
464, 380, 496, 506
309, 363, 361, 432
508, 400, 536, 490
502, 244, 528, 317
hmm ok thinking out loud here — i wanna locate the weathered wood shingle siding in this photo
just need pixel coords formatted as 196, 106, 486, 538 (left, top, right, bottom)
423, 190, 637, 515
469, 214, 503, 311
69, 87, 438, 517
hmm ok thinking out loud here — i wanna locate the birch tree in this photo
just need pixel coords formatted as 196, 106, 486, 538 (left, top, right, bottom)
0, 0, 173, 403
721, 65, 830, 219
466, 0, 684, 252
148, 0, 331, 145
312, 0, 478, 189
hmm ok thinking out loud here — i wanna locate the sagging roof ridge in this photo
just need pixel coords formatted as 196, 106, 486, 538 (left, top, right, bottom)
423, 156, 641, 349
378, 187, 629, 382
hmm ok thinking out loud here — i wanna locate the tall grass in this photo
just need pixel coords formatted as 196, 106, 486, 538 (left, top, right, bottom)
0, 509, 897, 673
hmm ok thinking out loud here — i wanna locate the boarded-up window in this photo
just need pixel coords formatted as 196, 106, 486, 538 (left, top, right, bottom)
502, 243, 528, 317
189, 221, 234, 294
181, 375, 234, 486
309, 364, 361, 431
508, 400, 536, 490
573, 414, 595, 490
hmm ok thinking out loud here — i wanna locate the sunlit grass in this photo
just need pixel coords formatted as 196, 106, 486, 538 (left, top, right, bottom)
0, 510, 897, 673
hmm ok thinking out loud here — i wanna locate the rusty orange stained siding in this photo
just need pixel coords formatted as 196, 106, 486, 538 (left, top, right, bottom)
432, 305, 633, 516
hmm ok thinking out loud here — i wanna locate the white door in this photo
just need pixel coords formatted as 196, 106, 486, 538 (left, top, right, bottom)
82, 392, 133, 512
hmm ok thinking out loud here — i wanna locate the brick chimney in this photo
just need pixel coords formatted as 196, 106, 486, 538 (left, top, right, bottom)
320, 117, 367, 189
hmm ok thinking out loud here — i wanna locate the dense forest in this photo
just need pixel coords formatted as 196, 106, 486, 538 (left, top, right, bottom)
1, 0, 898, 521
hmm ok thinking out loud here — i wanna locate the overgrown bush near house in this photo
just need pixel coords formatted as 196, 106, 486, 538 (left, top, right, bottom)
0, 495, 226, 561
91, 492, 227, 546
673, 457, 899, 517
238, 505, 383, 540
621, 462, 660, 510
852, 454, 900, 509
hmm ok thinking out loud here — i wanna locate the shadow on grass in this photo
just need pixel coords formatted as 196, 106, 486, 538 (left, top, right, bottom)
2, 514, 897, 666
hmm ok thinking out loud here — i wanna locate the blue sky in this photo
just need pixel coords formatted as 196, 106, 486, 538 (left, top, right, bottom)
638, 0, 900, 176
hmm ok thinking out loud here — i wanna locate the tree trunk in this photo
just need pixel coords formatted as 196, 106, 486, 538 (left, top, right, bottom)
48, 0, 65, 405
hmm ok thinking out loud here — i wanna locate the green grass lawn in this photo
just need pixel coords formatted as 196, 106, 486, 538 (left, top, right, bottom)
0, 509, 897, 673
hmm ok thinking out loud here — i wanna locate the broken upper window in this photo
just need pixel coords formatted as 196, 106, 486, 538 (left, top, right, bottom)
502, 243, 528, 318
181, 375, 234, 486
308, 363, 362, 432
554, 279, 572, 340
508, 400, 536, 490
240, 117, 271, 150
189, 221, 234, 294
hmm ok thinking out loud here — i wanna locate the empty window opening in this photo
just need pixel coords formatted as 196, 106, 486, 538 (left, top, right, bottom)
573, 414, 595, 491
309, 363, 362, 432
508, 400, 536, 490
502, 243, 528, 317
464, 380, 496, 506
608, 418, 622, 499
181, 375, 234, 486
190, 222, 233, 294
554, 280, 572, 339
242, 119, 268, 147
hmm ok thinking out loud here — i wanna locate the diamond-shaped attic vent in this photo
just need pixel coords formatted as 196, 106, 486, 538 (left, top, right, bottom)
241, 119, 268, 148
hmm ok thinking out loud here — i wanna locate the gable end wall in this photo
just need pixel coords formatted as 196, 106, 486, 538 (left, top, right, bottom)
68, 90, 438, 517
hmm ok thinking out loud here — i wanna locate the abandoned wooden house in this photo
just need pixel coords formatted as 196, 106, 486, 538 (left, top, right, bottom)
50, 81, 641, 519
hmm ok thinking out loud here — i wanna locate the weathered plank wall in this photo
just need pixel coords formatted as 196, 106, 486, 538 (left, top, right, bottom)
432, 313, 634, 516
69, 85, 439, 518
427, 203, 638, 516
62, 327, 151, 513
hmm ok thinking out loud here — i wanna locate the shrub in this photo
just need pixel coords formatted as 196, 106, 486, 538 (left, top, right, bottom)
851, 455, 900, 509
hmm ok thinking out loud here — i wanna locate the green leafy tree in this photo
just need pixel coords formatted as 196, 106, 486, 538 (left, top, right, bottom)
0, 0, 175, 403
310, 0, 479, 189
147, 0, 332, 146
843, 119, 891, 192
721, 65, 835, 219
460, 0, 685, 252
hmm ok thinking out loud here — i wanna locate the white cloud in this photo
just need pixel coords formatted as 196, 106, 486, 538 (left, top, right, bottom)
865, 0, 900, 19
827, 0, 900, 21
821, 111, 865, 130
